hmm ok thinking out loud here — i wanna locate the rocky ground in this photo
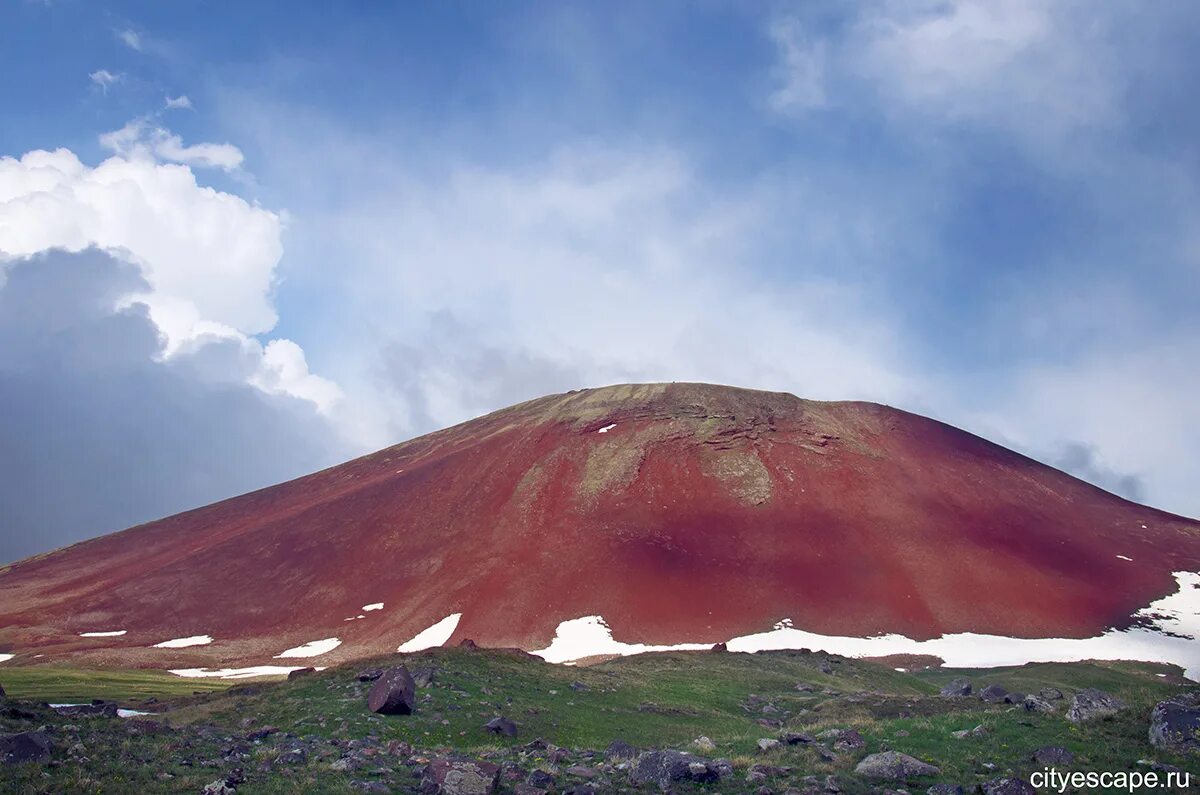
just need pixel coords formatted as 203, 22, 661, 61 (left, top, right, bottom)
1, 647, 1197, 793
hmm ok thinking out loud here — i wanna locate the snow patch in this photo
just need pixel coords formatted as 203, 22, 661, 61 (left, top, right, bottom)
597, 423, 617, 433
51, 703, 154, 718
397, 613, 462, 652
1117, 555, 1133, 561
169, 666, 327, 680
531, 572, 1200, 680
152, 635, 213, 648
0, 653, 14, 663
362, 603, 384, 611
530, 615, 709, 663
79, 630, 126, 637
275, 638, 341, 658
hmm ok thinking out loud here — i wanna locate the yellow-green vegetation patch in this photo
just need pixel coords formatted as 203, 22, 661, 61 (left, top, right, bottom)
0, 666, 231, 702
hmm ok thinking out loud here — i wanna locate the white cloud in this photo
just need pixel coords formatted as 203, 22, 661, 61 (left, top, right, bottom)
100, 119, 243, 170
117, 29, 142, 51
89, 69, 120, 92
165, 95, 194, 111
0, 146, 336, 414
767, 17, 827, 114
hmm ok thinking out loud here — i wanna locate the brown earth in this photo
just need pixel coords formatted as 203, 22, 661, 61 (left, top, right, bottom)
1, 382, 1197, 670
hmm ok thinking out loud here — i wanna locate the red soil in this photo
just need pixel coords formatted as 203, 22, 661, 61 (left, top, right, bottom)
1, 382, 1197, 670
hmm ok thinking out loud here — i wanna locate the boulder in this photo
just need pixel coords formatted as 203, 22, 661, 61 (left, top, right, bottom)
367, 666, 416, 715
202, 780, 235, 795
693, 736, 716, 753
412, 667, 437, 688
1032, 746, 1074, 765
1, 731, 52, 765
757, 738, 780, 752
950, 725, 988, 739
783, 731, 815, 745
926, 786, 964, 795
1023, 695, 1055, 714
1002, 692, 1026, 705
422, 759, 500, 795
854, 751, 940, 780
940, 678, 972, 697
1066, 688, 1125, 723
286, 667, 316, 681
458, 638, 479, 649
484, 717, 518, 737
1149, 694, 1200, 753
604, 739, 636, 760
630, 750, 718, 789
356, 668, 383, 682
1039, 687, 1064, 701
980, 777, 1036, 795
711, 642, 728, 652
978, 684, 1008, 703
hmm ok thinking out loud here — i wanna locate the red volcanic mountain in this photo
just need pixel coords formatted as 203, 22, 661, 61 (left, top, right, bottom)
1, 382, 1198, 671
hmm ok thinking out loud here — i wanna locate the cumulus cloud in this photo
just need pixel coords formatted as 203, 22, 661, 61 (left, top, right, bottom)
165, 95, 193, 111
0, 249, 348, 564
767, 17, 827, 114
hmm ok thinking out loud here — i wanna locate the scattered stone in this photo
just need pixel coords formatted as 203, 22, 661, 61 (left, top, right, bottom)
711, 642, 728, 652
796, 683, 816, 693
422, 758, 500, 794
412, 667, 437, 688
564, 765, 597, 779
568, 680, 588, 692
367, 666, 416, 715
693, 736, 716, 753
758, 738, 781, 752
950, 725, 988, 739
1149, 694, 1200, 753
980, 777, 1036, 795
1, 731, 52, 765
978, 684, 1008, 703
1039, 687, 1064, 701
277, 747, 307, 765
1001, 692, 1026, 705
0, 683, 5, 698
854, 752, 941, 780
819, 660, 834, 675
926, 786, 964, 795
604, 739, 636, 760
782, 732, 815, 745
1032, 746, 1074, 765
630, 750, 719, 789
202, 779, 236, 795
939, 678, 972, 697
484, 717, 517, 738
526, 770, 555, 788
52, 702, 119, 718
458, 639, 479, 649
1066, 688, 1125, 723
286, 667, 316, 681
356, 668, 383, 682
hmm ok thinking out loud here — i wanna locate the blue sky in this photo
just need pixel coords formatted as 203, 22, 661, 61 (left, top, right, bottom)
1, 0, 1198, 561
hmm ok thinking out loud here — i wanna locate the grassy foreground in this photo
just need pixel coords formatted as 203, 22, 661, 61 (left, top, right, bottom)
1, 648, 1196, 793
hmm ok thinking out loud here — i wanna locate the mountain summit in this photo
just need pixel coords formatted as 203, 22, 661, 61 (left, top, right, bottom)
1, 382, 1198, 673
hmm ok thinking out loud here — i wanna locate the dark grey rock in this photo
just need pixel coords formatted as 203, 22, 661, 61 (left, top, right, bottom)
926, 785, 964, 795
1038, 687, 1064, 701
422, 759, 500, 794
0, 731, 51, 765
484, 717, 517, 737
526, 770, 555, 788
368, 666, 416, 715
1149, 694, 1200, 753
1032, 746, 1074, 765
286, 667, 316, 681
940, 678, 972, 697
979, 684, 1008, 703
604, 739, 636, 760
356, 669, 383, 682
630, 750, 717, 789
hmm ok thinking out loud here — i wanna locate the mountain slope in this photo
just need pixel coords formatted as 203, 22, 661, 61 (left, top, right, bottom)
1, 382, 1197, 671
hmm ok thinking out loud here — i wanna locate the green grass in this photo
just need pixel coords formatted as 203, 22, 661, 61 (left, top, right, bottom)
0, 666, 231, 703
1, 650, 1197, 794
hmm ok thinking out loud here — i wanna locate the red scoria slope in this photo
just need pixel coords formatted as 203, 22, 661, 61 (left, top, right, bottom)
1, 382, 1198, 670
